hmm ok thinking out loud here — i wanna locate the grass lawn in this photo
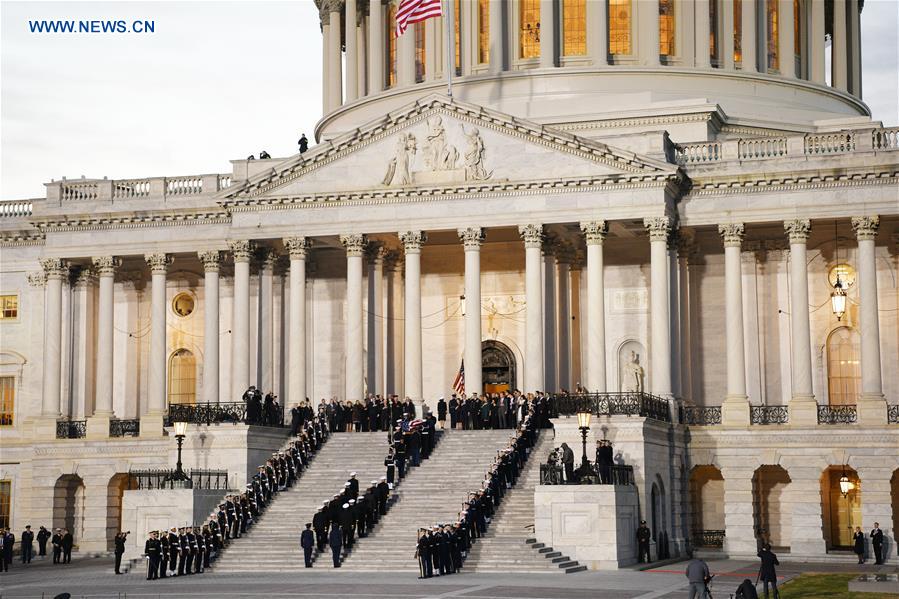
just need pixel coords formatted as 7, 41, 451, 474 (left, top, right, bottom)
779, 573, 899, 598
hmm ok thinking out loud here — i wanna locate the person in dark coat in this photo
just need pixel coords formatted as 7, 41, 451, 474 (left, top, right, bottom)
60, 529, 73, 564
300, 523, 315, 568
20, 525, 34, 564
415, 529, 432, 579
113, 531, 128, 574
51, 528, 62, 564
636, 520, 651, 563
757, 544, 780, 598
328, 525, 342, 567
437, 398, 447, 429
144, 531, 160, 580
853, 526, 866, 564
596, 440, 614, 484
36, 526, 50, 558
735, 578, 759, 599
312, 505, 328, 552
871, 522, 884, 565
0, 529, 12, 571
560, 443, 575, 483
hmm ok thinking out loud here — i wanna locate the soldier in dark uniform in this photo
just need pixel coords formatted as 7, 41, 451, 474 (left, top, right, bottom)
144, 531, 160, 580
328, 524, 342, 567
597, 439, 614, 484
177, 528, 189, 575
313, 503, 328, 552
113, 530, 127, 574
757, 544, 780, 599
347, 473, 359, 500
377, 477, 390, 514
167, 527, 179, 575
298, 134, 309, 153
158, 531, 169, 578
636, 520, 651, 563
416, 529, 432, 579
20, 525, 33, 564
60, 528, 73, 563
437, 397, 447, 429
36, 526, 50, 558
300, 523, 315, 568
50, 528, 61, 563
871, 522, 884, 565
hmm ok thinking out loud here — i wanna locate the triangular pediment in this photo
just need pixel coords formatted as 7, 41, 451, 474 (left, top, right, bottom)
220, 94, 677, 204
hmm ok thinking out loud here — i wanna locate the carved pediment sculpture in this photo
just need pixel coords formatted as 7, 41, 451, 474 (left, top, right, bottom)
381, 121, 492, 187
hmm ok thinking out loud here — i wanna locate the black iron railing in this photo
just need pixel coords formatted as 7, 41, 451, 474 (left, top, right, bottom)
56, 419, 87, 439
888, 404, 899, 424
109, 419, 140, 437
751, 405, 789, 425
692, 529, 726, 548
553, 392, 671, 423
818, 404, 857, 425
128, 468, 229, 490
680, 406, 722, 426
539, 461, 634, 486
165, 401, 285, 428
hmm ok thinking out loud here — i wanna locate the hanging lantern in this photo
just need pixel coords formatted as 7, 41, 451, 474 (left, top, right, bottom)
831, 276, 847, 321
839, 471, 853, 497
576, 410, 592, 429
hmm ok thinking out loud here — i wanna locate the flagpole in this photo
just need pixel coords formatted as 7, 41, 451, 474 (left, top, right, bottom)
445, 0, 453, 98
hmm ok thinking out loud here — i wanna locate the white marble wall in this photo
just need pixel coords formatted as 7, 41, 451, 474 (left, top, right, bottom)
121, 488, 223, 560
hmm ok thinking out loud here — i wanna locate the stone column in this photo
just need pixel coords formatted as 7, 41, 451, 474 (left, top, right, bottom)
341, 234, 366, 401
784, 220, 816, 425
539, 0, 555, 68
645, 217, 672, 397
556, 248, 572, 391
810, 0, 825, 83
852, 216, 886, 425
258, 248, 276, 392
586, 0, 608, 66
519, 225, 545, 392
740, 0, 757, 72
719, 224, 750, 426
832, 0, 848, 90
695, 0, 711, 68
581, 221, 608, 392
848, 0, 861, 96
357, 10, 367, 94
400, 231, 426, 405
229, 240, 253, 399
143, 253, 170, 437
321, 17, 331, 113
459, 228, 484, 397
778, 0, 794, 77
346, 0, 359, 101
198, 251, 221, 404
721, 0, 735, 70
855, 465, 895, 563
367, 244, 386, 396
783, 460, 828, 557
327, 2, 344, 110
285, 237, 310, 407
721, 465, 759, 557
40, 259, 66, 420
368, 0, 384, 93
87, 257, 119, 437
488, 0, 505, 74
383, 251, 401, 396
543, 244, 557, 393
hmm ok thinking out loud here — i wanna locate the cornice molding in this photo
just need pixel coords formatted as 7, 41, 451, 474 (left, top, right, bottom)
688, 168, 899, 197
32, 210, 231, 233
0, 230, 45, 247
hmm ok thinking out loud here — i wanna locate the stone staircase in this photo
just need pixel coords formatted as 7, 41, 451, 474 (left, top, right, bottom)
213, 432, 389, 572
340, 429, 514, 572
464, 432, 585, 573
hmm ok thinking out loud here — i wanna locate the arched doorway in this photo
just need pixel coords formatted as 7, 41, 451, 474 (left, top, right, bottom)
53, 474, 85, 544
753, 465, 792, 551
690, 465, 725, 549
651, 476, 669, 557
826, 327, 860, 405
168, 348, 197, 405
106, 473, 130, 551
821, 466, 862, 550
482, 340, 516, 394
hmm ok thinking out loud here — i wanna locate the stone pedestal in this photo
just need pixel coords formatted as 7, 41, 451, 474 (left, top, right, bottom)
857, 396, 888, 427
139, 412, 165, 438
721, 398, 750, 427
534, 484, 639, 570
86, 414, 111, 439
121, 488, 224, 560
788, 399, 818, 427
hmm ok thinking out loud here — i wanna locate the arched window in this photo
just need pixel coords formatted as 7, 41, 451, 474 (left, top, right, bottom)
609, 0, 632, 55
519, 0, 541, 59
562, 0, 587, 56
387, 4, 397, 87
168, 349, 197, 405
415, 21, 426, 82
478, 0, 489, 64
827, 327, 860, 406
659, 0, 675, 57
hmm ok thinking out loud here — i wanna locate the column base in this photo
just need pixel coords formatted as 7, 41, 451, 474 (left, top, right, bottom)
721, 395, 750, 426
86, 414, 112, 439
33, 415, 60, 439
139, 412, 166, 437
789, 395, 818, 427
857, 394, 887, 426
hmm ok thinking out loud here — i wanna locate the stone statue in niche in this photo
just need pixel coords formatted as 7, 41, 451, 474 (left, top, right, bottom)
623, 351, 645, 393
462, 125, 491, 180
382, 133, 418, 186
424, 116, 459, 171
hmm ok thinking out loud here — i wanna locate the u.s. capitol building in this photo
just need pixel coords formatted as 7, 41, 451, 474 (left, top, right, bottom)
1, 0, 896, 567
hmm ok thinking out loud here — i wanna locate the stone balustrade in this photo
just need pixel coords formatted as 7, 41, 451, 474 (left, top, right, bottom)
43, 173, 233, 204
675, 127, 899, 165
0, 200, 34, 218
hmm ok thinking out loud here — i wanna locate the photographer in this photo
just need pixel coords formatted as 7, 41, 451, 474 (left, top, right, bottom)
114, 531, 129, 574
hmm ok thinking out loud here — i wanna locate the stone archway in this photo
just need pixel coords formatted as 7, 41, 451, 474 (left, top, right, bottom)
53, 474, 85, 544
752, 465, 792, 551
106, 473, 130, 551
689, 465, 725, 549
482, 340, 516, 394
821, 465, 862, 550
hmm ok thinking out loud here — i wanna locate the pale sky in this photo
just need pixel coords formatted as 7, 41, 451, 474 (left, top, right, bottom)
2, 0, 898, 200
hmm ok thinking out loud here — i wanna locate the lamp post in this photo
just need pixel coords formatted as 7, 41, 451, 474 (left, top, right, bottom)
574, 410, 596, 482
169, 421, 192, 488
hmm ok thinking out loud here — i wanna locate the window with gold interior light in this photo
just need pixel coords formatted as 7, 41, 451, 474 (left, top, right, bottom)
387, 4, 397, 87
478, 0, 489, 64
415, 21, 426, 82
562, 0, 587, 57
0, 376, 13, 426
609, 0, 632, 55
659, 0, 675, 57
519, 0, 541, 59
767, 0, 779, 71
168, 348, 197, 405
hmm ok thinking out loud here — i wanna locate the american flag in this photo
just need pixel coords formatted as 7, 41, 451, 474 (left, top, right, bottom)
452, 359, 465, 396
395, 0, 443, 37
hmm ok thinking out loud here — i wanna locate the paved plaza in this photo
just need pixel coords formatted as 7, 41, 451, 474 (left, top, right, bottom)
0, 555, 896, 598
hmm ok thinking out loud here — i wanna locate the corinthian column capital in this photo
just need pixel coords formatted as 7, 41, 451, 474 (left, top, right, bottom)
784, 219, 811, 243
40, 258, 69, 280
198, 250, 222, 273
458, 227, 485, 250
228, 240, 254, 263
851, 215, 880, 241
144, 253, 172, 275
340, 233, 367, 257
643, 216, 671, 242
399, 231, 427, 253
580, 221, 609, 245
518, 224, 544, 248
284, 237, 311, 259
718, 223, 745, 248
92, 256, 121, 277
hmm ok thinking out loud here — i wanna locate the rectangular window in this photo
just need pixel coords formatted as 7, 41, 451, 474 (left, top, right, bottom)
415, 21, 426, 82
0, 377, 12, 426
767, 0, 779, 71
734, 0, 742, 63
0, 295, 17, 320
478, 0, 489, 64
0, 481, 10, 530
562, 0, 587, 56
709, 0, 719, 63
387, 5, 397, 87
659, 0, 675, 57
519, 0, 541, 59
454, 0, 462, 74
609, 0, 632, 55
793, 0, 800, 55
